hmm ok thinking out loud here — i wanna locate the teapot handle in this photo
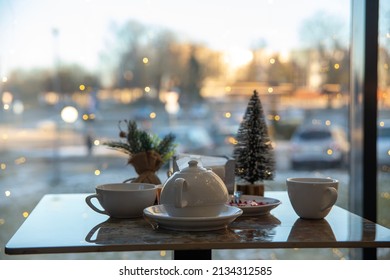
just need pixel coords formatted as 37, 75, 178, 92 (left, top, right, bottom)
174, 178, 188, 208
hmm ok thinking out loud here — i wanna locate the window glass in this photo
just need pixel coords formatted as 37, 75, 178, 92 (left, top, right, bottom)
378, 0, 390, 239
0, 0, 353, 259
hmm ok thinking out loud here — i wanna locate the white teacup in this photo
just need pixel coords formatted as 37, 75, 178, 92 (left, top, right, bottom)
85, 183, 157, 218
286, 177, 338, 219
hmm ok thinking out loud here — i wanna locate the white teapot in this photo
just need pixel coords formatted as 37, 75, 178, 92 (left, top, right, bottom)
160, 160, 229, 217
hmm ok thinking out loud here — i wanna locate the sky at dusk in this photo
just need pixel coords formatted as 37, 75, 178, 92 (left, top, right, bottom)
0, 0, 350, 76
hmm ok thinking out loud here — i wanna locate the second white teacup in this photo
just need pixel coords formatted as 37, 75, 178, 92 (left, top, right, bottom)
286, 177, 338, 219
85, 183, 157, 218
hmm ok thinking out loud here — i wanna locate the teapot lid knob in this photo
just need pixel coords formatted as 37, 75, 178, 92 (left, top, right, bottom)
181, 159, 207, 173
188, 160, 198, 167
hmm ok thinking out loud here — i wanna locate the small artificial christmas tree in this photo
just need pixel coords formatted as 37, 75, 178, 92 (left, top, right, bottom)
233, 90, 275, 195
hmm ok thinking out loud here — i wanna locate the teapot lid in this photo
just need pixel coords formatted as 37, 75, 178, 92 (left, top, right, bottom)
180, 160, 207, 173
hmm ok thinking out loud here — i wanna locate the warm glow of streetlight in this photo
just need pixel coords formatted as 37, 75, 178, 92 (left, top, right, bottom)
164, 90, 180, 115
2, 91, 13, 104
14, 157, 26, 165
13, 100, 24, 115
61, 106, 79, 123
223, 48, 253, 69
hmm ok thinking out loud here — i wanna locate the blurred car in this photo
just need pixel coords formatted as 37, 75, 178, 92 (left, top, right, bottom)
155, 125, 215, 155
378, 119, 390, 166
289, 124, 349, 169
210, 123, 239, 155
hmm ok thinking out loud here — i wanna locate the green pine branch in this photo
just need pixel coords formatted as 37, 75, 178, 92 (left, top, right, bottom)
104, 120, 176, 163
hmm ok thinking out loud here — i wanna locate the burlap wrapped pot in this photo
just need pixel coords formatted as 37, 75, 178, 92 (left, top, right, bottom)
125, 150, 163, 185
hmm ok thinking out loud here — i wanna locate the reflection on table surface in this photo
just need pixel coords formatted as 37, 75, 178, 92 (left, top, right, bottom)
5, 192, 390, 255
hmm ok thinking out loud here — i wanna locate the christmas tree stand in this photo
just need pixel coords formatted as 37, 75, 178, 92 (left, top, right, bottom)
235, 181, 265, 196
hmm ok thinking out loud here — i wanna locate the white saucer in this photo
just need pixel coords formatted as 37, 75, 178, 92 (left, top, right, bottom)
143, 205, 243, 231
227, 195, 281, 216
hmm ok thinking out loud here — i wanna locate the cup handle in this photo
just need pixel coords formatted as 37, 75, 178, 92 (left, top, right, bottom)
85, 194, 108, 215
174, 178, 188, 208
321, 187, 338, 211
85, 221, 105, 243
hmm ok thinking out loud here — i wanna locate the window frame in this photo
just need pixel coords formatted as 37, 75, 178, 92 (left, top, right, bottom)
349, 0, 379, 259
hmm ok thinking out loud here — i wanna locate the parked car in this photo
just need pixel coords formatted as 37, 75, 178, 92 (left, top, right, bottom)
378, 119, 390, 167
289, 124, 349, 169
155, 125, 215, 155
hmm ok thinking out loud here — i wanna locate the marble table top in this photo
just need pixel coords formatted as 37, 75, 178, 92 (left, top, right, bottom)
5, 192, 390, 255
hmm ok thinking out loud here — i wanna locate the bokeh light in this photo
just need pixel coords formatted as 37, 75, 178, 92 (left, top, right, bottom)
61, 106, 79, 123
